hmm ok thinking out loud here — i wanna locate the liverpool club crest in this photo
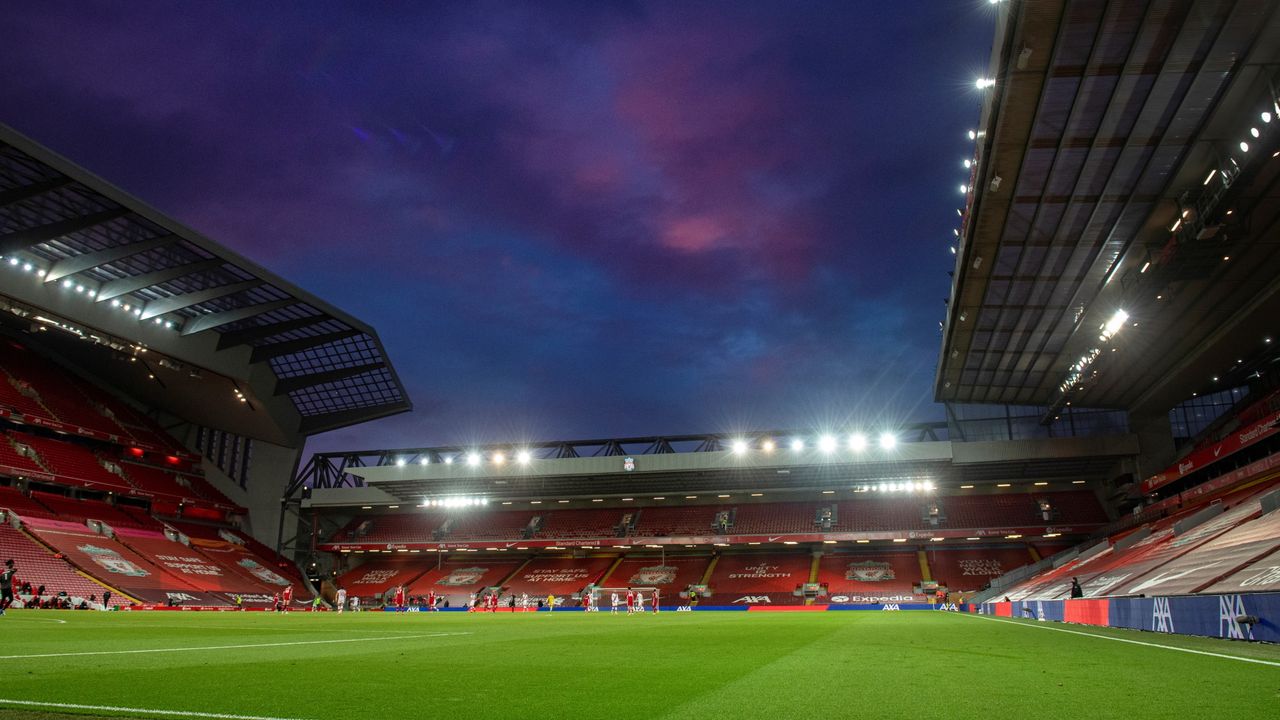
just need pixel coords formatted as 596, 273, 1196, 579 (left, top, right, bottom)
846, 560, 894, 582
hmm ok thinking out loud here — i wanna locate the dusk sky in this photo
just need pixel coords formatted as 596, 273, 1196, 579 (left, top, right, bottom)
1, 2, 995, 454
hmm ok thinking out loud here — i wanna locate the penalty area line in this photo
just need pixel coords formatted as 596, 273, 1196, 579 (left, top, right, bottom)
0, 632, 471, 660
957, 612, 1280, 668
0, 698, 310, 720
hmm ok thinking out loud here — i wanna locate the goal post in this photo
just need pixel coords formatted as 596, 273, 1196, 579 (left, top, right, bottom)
590, 587, 662, 612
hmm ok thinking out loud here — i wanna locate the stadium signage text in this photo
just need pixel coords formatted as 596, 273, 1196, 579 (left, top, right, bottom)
1142, 410, 1280, 493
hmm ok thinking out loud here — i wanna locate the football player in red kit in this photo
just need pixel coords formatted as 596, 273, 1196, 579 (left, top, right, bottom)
281, 585, 293, 612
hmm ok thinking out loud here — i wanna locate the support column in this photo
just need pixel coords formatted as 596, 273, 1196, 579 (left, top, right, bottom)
1128, 411, 1178, 482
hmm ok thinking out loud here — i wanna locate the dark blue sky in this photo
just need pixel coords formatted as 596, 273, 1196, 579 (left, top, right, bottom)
1, 2, 995, 453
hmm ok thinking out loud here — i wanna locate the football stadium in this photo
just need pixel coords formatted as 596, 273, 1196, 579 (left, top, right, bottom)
3, 1, 1280, 718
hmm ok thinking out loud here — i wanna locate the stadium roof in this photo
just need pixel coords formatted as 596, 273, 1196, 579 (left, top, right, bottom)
938, 1, 1280, 419
304, 429, 1136, 507
0, 123, 411, 445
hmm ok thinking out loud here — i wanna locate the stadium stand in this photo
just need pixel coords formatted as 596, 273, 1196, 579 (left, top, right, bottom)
406, 559, 522, 606
631, 505, 719, 537
534, 508, 628, 539
334, 558, 429, 600
0, 522, 125, 608
0, 433, 47, 476
729, 502, 822, 535
115, 526, 278, 602
0, 350, 123, 437
185, 536, 294, 593
445, 510, 537, 541
0, 484, 57, 518
116, 461, 193, 501
11, 432, 131, 491
604, 555, 711, 592
26, 494, 161, 530
924, 546, 1034, 592
501, 556, 614, 601
20, 516, 228, 605
706, 553, 812, 603
993, 479, 1280, 601
332, 491, 1106, 547
816, 551, 923, 602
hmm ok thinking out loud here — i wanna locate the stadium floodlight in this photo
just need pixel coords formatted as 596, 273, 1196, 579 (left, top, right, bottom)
848, 433, 868, 451
1101, 309, 1129, 340
731, 439, 748, 454
963, 159, 972, 169
1263, 111, 1273, 123
1251, 127, 1261, 138
924, 480, 935, 491
761, 439, 775, 452
492, 452, 505, 465
1240, 141, 1250, 153
878, 432, 897, 450
466, 452, 481, 467
444, 456, 454, 465
516, 449, 532, 464
975, 77, 996, 89
790, 438, 805, 451
967, 129, 977, 140
877, 483, 887, 492
394, 458, 406, 467
959, 184, 968, 194
818, 435, 837, 453
419, 458, 429, 466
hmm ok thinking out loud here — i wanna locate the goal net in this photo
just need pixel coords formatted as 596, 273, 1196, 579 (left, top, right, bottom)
590, 587, 662, 611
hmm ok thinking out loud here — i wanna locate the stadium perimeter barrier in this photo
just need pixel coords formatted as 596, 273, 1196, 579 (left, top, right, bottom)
381, 603, 961, 613
977, 591, 1280, 643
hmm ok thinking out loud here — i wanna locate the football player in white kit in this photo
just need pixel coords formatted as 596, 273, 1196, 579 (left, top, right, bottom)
335, 587, 347, 613
611, 591, 620, 614
636, 592, 646, 613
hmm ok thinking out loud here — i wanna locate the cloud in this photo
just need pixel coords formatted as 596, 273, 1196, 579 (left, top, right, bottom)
0, 1, 989, 452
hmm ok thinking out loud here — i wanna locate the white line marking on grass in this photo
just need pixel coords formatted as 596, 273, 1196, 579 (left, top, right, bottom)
0, 632, 471, 660
0, 698, 311, 720
959, 613, 1280, 668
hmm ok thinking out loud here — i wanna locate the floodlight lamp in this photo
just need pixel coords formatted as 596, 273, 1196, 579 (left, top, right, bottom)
516, 450, 532, 464
466, 453, 481, 466
790, 439, 805, 451
849, 433, 868, 451
878, 432, 897, 450
818, 435, 837, 453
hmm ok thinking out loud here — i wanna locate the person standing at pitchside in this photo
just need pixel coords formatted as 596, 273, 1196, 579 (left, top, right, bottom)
0, 559, 16, 615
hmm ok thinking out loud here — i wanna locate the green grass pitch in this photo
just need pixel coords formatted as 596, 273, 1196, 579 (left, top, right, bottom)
0, 609, 1276, 719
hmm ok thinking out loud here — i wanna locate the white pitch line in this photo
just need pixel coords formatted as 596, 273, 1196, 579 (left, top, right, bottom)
959, 612, 1280, 668
0, 698, 311, 720
0, 631, 470, 660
